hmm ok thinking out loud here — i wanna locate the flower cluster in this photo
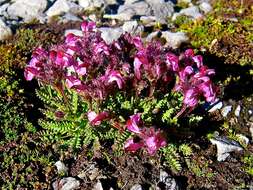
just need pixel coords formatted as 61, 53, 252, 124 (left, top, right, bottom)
24, 21, 217, 155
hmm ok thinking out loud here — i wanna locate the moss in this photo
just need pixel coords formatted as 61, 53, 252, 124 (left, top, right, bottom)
175, 0, 253, 65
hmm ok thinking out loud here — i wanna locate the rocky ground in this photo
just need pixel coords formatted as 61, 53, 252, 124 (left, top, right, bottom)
0, 0, 253, 190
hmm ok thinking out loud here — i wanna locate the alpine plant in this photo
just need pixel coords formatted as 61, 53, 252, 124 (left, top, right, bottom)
24, 21, 217, 155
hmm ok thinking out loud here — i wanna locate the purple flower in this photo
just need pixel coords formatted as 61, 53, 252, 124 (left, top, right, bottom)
166, 53, 179, 72
192, 55, 203, 68
183, 88, 199, 107
94, 42, 110, 55
65, 76, 82, 88
87, 111, 109, 126
106, 70, 124, 89
184, 49, 195, 58
24, 66, 39, 81
126, 113, 142, 134
143, 128, 167, 155
81, 21, 96, 32
124, 138, 144, 153
134, 53, 148, 80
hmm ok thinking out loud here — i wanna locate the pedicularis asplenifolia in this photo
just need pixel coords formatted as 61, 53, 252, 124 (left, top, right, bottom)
24, 21, 217, 155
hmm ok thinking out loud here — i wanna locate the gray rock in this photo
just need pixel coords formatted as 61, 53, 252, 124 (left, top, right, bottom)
147, 0, 174, 23
7, 0, 47, 22
146, 31, 160, 42
92, 181, 103, 190
52, 177, 80, 190
140, 15, 156, 26
210, 136, 243, 161
54, 161, 68, 174
199, 2, 212, 14
161, 31, 189, 49
46, 0, 82, 17
122, 20, 143, 35
172, 6, 202, 20
0, 18, 12, 41
208, 101, 223, 112
159, 170, 178, 190
130, 184, 142, 190
104, 8, 136, 21
234, 105, 241, 117
221, 105, 232, 117
98, 27, 123, 44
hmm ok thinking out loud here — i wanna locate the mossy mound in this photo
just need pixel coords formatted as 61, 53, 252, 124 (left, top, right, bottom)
174, 0, 253, 65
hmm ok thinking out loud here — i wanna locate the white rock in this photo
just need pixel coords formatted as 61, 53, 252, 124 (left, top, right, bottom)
208, 101, 223, 112
7, 0, 47, 22
172, 6, 202, 20
0, 3, 10, 16
199, 2, 212, 14
159, 170, 178, 190
146, 31, 160, 42
221, 105, 232, 117
92, 181, 103, 190
161, 31, 189, 49
140, 15, 156, 25
62, 13, 82, 22
210, 136, 243, 161
248, 122, 253, 139
130, 184, 142, 190
98, 27, 123, 44
234, 105, 241, 117
64, 29, 83, 37
118, 1, 152, 16
46, 0, 82, 17
236, 134, 249, 145
122, 20, 143, 35
55, 161, 68, 174
52, 177, 80, 190
104, 8, 136, 21
0, 18, 12, 41
78, 0, 105, 9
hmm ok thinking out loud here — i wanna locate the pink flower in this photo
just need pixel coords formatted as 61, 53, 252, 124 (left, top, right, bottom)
81, 21, 96, 32
192, 55, 203, 68
94, 42, 110, 55
124, 138, 144, 153
65, 76, 82, 88
126, 113, 142, 134
134, 53, 148, 80
184, 49, 195, 58
107, 70, 124, 89
87, 111, 109, 125
143, 129, 167, 155
183, 88, 199, 107
24, 66, 39, 81
166, 53, 179, 72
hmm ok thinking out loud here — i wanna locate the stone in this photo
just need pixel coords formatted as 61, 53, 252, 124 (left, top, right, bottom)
0, 3, 9, 16
221, 105, 232, 117
236, 134, 249, 145
248, 122, 253, 139
159, 170, 178, 190
161, 31, 189, 49
208, 101, 223, 112
54, 161, 68, 174
52, 177, 80, 190
234, 105, 241, 117
64, 29, 83, 37
46, 0, 82, 17
78, 0, 105, 9
147, 1, 174, 23
122, 20, 143, 35
199, 2, 212, 14
104, 8, 136, 21
210, 136, 243, 161
61, 13, 82, 22
140, 15, 156, 26
7, 0, 47, 22
92, 181, 103, 190
0, 18, 12, 41
130, 184, 142, 190
98, 27, 123, 44
118, 1, 152, 17
172, 6, 202, 20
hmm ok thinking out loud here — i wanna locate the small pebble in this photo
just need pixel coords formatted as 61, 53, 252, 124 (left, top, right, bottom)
221, 105, 232, 117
